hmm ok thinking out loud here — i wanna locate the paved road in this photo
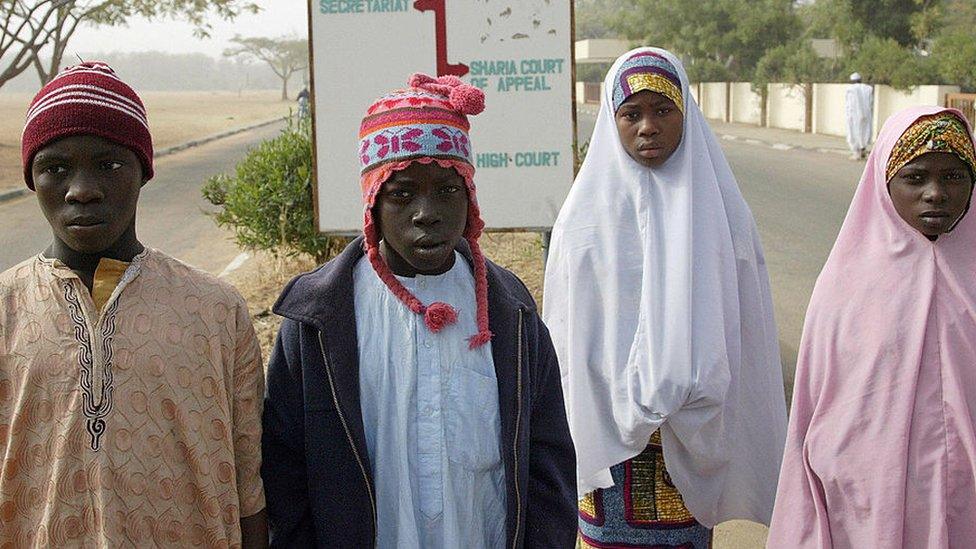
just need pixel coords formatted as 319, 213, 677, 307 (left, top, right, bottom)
728, 140, 863, 395
0, 121, 285, 275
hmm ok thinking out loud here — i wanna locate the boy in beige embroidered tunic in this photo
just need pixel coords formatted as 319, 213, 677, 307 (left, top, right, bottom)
0, 62, 267, 547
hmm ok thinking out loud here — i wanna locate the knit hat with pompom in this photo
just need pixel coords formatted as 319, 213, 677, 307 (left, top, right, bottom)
358, 73, 491, 349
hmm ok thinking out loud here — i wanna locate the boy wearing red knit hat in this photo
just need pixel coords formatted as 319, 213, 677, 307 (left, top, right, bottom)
262, 74, 577, 547
0, 63, 268, 547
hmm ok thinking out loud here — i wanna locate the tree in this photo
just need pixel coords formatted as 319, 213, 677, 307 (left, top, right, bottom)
574, 0, 626, 39
801, 0, 937, 50
796, 0, 948, 89
848, 0, 933, 46
851, 36, 938, 89
0, 1, 260, 89
754, 40, 836, 91
615, 0, 801, 81
933, 31, 976, 91
918, 0, 976, 91
224, 35, 307, 101
798, 0, 864, 51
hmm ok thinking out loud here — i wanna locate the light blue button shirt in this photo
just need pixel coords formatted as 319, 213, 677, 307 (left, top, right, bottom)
354, 253, 506, 548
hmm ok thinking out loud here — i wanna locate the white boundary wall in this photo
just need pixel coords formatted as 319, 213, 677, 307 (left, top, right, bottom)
766, 84, 806, 131
729, 82, 762, 125
574, 79, 963, 140
700, 82, 728, 121
873, 86, 960, 137
811, 83, 848, 137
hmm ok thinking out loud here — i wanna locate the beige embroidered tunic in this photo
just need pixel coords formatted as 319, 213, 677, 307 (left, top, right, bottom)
0, 249, 265, 548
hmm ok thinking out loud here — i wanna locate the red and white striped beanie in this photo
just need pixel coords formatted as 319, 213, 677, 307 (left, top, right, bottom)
22, 62, 153, 190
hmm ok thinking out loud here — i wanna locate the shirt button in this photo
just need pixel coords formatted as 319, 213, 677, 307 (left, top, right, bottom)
424, 341, 432, 349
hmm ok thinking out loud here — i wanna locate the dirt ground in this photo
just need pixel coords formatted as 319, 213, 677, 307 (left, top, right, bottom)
0, 90, 290, 190
226, 232, 769, 549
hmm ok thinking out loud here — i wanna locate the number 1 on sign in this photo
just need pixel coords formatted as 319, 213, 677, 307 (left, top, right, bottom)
413, 0, 469, 77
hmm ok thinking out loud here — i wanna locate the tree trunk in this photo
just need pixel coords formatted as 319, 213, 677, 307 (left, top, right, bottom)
760, 86, 769, 128
0, 49, 35, 90
803, 82, 813, 133
281, 77, 289, 101
34, 12, 81, 85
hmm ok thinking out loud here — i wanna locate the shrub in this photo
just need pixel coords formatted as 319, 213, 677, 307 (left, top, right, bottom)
753, 40, 837, 93
932, 31, 976, 92
202, 116, 346, 263
851, 36, 939, 90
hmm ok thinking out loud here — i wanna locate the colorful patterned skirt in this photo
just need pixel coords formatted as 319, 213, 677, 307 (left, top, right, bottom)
578, 431, 713, 549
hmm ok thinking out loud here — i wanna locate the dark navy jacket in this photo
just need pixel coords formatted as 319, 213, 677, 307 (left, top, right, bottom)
261, 237, 577, 548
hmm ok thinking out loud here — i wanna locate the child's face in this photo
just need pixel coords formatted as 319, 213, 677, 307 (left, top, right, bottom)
888, 151, 973, 237
375, 162, 469, 276
614, 90, 684, 168
32, 135, 144, 254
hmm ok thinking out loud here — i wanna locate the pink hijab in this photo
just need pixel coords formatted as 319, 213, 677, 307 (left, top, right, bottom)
767, 106, 976, 548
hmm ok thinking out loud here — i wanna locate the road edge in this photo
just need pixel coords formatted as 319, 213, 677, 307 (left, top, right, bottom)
0, 115, 288, 205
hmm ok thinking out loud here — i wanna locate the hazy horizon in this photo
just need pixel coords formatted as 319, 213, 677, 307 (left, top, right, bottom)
68, 0, 308, 59
0, 0, 309, 94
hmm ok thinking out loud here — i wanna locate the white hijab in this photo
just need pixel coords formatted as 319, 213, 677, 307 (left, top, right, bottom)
543, 47, 787, 527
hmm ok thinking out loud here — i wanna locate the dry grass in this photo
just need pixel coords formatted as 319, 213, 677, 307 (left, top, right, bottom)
229, 233, 547, 352
480, 231, 546, 306
227, 253, 319, 355
0, 90, 290, 190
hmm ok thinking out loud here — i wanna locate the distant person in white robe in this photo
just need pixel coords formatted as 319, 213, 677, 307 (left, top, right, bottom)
846, 72, 873, 159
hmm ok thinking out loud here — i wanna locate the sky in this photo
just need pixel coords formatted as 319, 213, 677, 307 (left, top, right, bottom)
69, 0, 309, 58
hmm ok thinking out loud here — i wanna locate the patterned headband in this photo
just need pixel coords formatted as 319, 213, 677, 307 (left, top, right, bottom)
887, 113, 976, 181
612, 52, 684, 113
359, 75, 483, 177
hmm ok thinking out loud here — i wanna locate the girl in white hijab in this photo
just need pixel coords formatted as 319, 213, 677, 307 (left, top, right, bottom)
543, 47, 787, 547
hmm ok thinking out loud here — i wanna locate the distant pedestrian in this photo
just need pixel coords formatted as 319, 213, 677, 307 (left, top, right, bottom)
768, 107, 976, 548
846, 72, 873, 159
0, 62, 268, 547
296, 87, 310, 118
261, 73, 577, 547
544, 47, 787, 549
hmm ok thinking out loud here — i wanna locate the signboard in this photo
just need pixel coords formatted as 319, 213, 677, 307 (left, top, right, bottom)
309, 0, 576, 233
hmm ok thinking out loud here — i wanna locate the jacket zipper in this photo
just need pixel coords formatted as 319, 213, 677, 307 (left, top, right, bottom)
317, 331, 377, 546
511, 308, 524, 549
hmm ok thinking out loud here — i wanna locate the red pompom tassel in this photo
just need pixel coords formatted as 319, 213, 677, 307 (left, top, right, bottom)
467, 330, 493, 349
423, 302, 458, 332
449, 85, 486, 115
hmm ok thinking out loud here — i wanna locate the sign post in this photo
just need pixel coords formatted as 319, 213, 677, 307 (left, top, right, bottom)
308, 0, 576, 234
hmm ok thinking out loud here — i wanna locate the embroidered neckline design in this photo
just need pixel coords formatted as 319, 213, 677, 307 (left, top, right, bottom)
63, 282, 118, 451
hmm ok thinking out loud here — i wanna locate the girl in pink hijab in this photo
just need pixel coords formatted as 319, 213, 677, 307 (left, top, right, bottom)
767, 106, 976, 548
